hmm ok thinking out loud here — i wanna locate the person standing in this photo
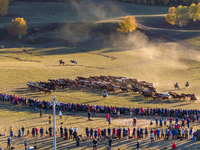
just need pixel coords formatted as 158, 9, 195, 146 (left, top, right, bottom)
10, 126, 13, 137
157, 128, 160, 140
59, 111, 62, 119
176, 117, 179, 124
85, 127, 89, 140
76, 136, 80, 146
18, 129, 21, 138
88, 110, 91, 121
49, 116, 51, 124
24, 140, 28, 150
49, 126, 52, 137
160, 119, 162, 127
108, 137, 113, 150
7, 137, 11, 149
94, 129, 97, 139
151, 132, 154, 143
32, 127, 35, 137
187, 118, 190, 128
35, 127, 39, 137
133, 117, 136, 126
40, 127, 44, 137
108, 117, 111, 124
155, 117, 158, 127
106, 113, 109, 121
64, 127, 68, 140
22, 126, 25, 136
90, 128, 94, 139
136, 141, 140, 150
164, 118, 167, 126
92, 138, 98, 150
40, 109, 43, 118
60, 126, 63, 138
182, 119, 185, 128
169, 117, 173, 126
107, 127, 111, 138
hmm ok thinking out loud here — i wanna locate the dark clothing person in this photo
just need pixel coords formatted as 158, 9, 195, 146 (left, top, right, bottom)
108, 139, 113, 149
49, 126, 52, 137
64, 128, 68, 139
88, 111, 91, 120
40, 127, 44, 137
60, 126, 63, 138
40, 109, 43, 118
32, 128, 35, 137
22, 126, 25, 135
76, 136, 80, 146
93, 139, 98, 150
136, 141, 140, 150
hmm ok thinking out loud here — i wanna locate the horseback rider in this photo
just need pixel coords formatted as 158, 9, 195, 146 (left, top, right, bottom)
186, 81, 189, 87
175, 82, 178, 87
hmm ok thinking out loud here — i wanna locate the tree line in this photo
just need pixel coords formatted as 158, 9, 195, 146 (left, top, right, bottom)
166, 3, 200, 26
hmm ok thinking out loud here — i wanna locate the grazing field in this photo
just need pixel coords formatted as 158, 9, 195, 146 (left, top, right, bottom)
0, 0, 200, 149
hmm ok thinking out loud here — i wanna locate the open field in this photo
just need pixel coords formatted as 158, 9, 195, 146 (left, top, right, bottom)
1, 0, 200, 149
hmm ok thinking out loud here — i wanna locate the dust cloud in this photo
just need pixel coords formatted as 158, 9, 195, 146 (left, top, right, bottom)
58, 0, 200, 97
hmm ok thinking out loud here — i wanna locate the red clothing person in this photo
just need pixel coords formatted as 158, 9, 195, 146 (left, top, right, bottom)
106, 113, 109, 120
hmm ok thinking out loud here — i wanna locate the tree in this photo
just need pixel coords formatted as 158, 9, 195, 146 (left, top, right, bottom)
197, 2, 200, 17
176, 5, 189, 27
166, 7, 177, 25
117, 16, 137, 33
0, 0, 9, 17
7, 18, 28, 38
189, 3, 198, 21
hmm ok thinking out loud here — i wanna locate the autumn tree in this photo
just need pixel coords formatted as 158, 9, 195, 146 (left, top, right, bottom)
176, 5, 189, 27
117, 16, 137, 33
166, 6, 177, 25
189, 3, 199, 21
7, 18, 28, 38
0, 0, 9, 16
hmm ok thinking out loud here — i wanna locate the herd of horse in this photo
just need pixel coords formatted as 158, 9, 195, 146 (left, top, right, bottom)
27, 76, 197, 102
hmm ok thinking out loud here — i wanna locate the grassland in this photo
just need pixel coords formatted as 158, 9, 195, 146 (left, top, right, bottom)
0, 0, 200, 149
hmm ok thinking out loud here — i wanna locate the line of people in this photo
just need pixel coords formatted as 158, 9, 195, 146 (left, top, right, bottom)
1, 93, 200, 122
7, 123, 200, 142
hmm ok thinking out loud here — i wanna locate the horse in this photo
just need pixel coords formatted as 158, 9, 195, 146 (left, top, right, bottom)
120, 87, 128, 92
70, 60, 77, 65
59, 60, 65, 65
174, 83, 180, 90
190, 95, 197, 101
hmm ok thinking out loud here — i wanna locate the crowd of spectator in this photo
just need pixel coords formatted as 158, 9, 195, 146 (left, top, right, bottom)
1, 93, 200, 121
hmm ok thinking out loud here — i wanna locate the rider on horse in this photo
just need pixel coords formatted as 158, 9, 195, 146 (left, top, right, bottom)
185, 81, 189, 87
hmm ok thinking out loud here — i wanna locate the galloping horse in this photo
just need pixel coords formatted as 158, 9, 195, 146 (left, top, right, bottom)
70, 60, 77, 65
59, 59, 65, 65
174, 82, 180, 90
